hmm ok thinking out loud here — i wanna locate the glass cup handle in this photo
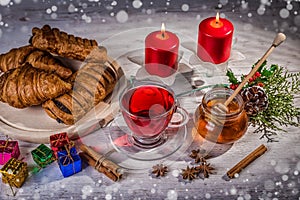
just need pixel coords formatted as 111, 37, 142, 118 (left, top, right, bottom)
168, 107, 189, 128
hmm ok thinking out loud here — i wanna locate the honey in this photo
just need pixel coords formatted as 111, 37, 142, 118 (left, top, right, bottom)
194, 88, 248, 144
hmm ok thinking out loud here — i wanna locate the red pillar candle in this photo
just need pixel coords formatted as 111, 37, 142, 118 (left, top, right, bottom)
145, 23, 179, 77
197, 13, 234, 64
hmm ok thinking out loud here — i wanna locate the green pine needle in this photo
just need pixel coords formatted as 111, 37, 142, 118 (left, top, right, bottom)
226, 69, 239, 85
226, 62, 300, 142
249, 65, 300, 142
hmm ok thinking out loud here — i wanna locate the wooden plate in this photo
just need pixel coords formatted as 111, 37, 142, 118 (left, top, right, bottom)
0, 57, 125, 143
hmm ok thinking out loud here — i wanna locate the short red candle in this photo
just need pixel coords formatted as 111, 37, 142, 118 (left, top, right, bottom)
145, 24, 179, 77
197, 13, 234, 64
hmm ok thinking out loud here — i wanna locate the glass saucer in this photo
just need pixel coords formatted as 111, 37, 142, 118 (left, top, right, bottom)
108, 113, 187, 161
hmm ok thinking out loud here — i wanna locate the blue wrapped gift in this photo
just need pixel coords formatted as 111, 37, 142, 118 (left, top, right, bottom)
57, 146, 81, 177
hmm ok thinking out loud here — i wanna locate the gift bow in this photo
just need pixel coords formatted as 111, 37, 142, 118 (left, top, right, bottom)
1, 158, 27, 196
34, 144, 54, 162
0, 136, 13, 151
51, 133, 69, 147
61, 142, 76, 166
59, 142, 77, 174
35, 148, 47, 158
0, 137, 14, 162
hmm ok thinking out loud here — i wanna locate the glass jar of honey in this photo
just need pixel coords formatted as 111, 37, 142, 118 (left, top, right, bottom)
194, 88, 248, 144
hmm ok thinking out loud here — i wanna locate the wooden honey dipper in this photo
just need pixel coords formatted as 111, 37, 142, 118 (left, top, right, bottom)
214, 32, 286, 114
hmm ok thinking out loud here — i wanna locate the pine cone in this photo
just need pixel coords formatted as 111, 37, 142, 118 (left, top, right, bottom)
241, 86, 268, 116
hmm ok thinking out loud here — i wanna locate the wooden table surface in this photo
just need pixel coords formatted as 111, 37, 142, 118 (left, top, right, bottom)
0, 1, 299, 199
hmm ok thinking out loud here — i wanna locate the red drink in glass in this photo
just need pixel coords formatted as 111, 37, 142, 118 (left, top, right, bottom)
120, 84, 175, 143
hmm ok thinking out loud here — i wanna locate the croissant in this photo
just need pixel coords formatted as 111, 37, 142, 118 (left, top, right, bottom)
0, 45, 72, 79
0, 63, 72, 108
26, 49, 73, 79
30, 24, 107, 62
42, 60, 118, 125
0, 45, 34, 72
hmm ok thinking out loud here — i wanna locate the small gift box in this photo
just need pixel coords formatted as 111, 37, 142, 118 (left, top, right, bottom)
50, 132, 70, 158
57, 144, 81, 177
0, 157, 28, 188
31, 144, 55, 168
0, 139, 20, 165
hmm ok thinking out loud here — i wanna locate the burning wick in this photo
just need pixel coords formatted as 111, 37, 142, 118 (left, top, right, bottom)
161, 23, 165, 38
215, 12, 220, 24
210, 12, 223, 28
156, 22, 169, 40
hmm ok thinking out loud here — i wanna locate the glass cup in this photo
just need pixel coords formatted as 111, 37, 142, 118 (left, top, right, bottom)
119, 80, 189, 148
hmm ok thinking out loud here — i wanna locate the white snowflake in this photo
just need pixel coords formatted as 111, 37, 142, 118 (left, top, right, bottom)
279, 8, 290, 18
181, 4, 189, 12
116, 10, 128, 23
0, 0, 10, 6
167, 190, 178, 200
132, 0, 143, 9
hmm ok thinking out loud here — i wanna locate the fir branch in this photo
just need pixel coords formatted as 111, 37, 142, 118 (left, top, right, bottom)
226, 62, 299, 141
250, 65, 300, 141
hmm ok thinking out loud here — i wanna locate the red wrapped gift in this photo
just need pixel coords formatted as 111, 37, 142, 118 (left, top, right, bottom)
0, 139, 20, 165
49, 132, 70, 158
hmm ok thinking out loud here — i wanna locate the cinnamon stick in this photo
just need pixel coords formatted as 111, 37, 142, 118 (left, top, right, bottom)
79, 144, 123, 181
226, 144, 267, 179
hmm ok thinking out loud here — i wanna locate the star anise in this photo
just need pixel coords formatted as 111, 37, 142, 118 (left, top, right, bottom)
195, 158, 215, 178
189, 149, 205, 163
151, 164, 168, 177
181, 166, 198, 180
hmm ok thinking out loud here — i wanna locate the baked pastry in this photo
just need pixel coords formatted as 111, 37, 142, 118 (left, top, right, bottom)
0, 45, 34, 71
0, 63, 72, 108
0, 45, 72, 79
42, 60, 118, 125
26, 49, 72, 79
30, 24, 107, 62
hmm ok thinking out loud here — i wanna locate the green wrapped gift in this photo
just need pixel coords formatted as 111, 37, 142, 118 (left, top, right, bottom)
31, 144, 55, 168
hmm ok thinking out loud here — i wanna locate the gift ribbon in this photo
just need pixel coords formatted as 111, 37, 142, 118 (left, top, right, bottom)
0, 137, 13, 162
51, 133, 68, 147
94, 150, 114, 172
3, 172, 24, 196
35, 147, 48, 158
1, 158, 28, 196
60, 142, 76, 174
95, 155, 106, 171
34, 146, 55, 167
0, 136, 13, 151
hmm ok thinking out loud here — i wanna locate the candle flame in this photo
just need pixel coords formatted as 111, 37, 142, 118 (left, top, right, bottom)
161, 23, 165, 38
216, 12, 220, 23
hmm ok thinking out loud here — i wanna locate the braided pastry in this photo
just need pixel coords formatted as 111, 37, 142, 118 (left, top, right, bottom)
0, 45, 72, 79
42, 60, 118, 125
0, 63, 72, 108
30, 24, 107, 62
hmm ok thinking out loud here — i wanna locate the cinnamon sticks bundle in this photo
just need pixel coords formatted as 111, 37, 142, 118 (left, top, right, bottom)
79, 144, 123, 182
